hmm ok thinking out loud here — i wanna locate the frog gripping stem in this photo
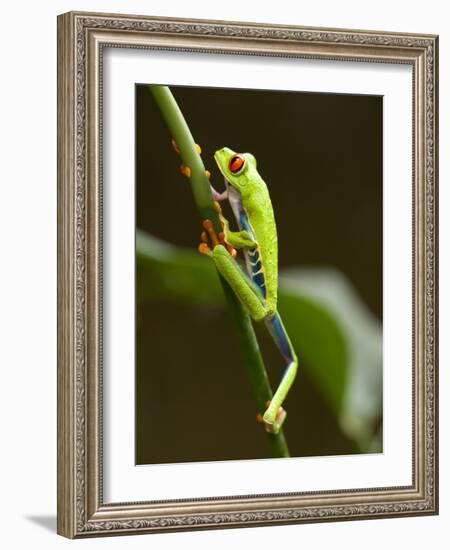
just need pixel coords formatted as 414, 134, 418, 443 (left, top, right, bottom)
198, 218, 237, 258
175, 133, 295, 439
149, 87, 290, 456
257, 401, 287, 434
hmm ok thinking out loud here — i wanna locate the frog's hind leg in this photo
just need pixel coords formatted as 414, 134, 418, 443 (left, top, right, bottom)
262, 314, 298, 434
211, 245, 268, 322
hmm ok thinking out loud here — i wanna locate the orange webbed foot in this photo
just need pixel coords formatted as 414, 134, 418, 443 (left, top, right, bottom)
197, 218, 237, 259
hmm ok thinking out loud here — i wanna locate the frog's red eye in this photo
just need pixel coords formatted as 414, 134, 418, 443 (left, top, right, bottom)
229, 154, 245, 174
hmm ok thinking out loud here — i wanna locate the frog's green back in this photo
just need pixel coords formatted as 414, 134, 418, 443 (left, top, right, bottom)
243, 179, 278, 316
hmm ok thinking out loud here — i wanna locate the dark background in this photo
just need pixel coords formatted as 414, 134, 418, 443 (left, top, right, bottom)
135, 84, 382, 465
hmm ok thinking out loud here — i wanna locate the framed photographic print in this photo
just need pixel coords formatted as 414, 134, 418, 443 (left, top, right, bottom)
57, 11, 439, 538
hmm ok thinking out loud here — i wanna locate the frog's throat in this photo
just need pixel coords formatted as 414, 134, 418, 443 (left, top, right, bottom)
226, 178, 244, 226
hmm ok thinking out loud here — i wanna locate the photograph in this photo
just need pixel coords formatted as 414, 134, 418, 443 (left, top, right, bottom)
135, 84, 383, 465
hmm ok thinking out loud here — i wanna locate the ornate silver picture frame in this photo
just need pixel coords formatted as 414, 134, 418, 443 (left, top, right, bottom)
57, 11, 438, 538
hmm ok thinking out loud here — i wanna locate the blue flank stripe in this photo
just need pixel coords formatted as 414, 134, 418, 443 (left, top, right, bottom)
240, 210, 252, 233
271, 314, 294, 361
252, 271, 266, 297
251, 260, 262, 273
239, 209, 266, 297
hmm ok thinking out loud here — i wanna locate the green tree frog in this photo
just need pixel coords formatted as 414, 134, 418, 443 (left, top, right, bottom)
199, 147, 299, 435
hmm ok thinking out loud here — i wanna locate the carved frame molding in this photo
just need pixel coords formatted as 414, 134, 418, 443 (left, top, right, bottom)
57, 11, 438, 538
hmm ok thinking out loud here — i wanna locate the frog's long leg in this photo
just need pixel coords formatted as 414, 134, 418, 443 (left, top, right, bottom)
199, 215, 297, 434
199, 220, 266, 320
211, 245, 269, 322
262, 314, 299, 433
202, 244, 297, 434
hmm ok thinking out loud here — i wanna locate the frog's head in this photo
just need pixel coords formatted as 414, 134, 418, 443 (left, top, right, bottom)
214, 147, 259, 199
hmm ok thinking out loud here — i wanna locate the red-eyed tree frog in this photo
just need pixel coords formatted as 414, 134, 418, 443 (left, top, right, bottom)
197, 147, 299, 435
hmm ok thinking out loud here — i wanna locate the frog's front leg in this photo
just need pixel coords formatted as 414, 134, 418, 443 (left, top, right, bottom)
220, 214, 256, 249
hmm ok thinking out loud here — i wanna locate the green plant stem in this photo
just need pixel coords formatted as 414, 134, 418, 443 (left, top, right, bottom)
149, 85, 218, 230
223, 284, 290, 458
148, 85, 290, 458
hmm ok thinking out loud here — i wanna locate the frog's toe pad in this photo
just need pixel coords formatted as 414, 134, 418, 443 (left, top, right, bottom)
198, 242, 212, 256
199, 219, 237, 258
202, 219, 220, 247
180, 164, 191, 178
262, 406, 287, 434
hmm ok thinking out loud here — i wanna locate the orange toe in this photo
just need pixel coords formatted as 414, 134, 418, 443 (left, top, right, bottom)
198, 243, 211, 256
171, 138, 180, 154
180, 164, 191, 178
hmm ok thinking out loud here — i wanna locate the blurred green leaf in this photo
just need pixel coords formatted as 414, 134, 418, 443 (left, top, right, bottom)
280, 270, 382, 451
137, 229, 223, 305
137, 229, 382, 451
277, 286, 347, 418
